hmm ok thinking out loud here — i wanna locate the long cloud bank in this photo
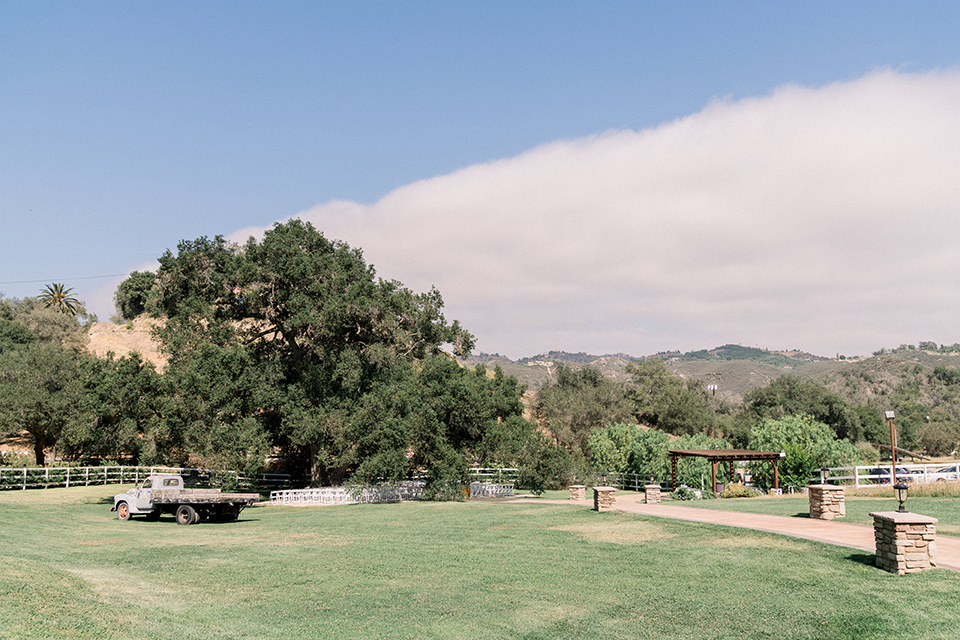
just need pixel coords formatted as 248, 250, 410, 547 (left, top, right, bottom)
233, 69, 960, 358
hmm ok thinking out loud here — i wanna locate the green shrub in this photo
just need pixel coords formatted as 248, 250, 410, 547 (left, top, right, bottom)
720, 483, 760, 498
671, 486, 697, 501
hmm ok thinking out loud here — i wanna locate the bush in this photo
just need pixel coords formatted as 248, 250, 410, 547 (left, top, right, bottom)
670, 486, 697, 501
719, 483, 760, 498
749, 414, 863, 489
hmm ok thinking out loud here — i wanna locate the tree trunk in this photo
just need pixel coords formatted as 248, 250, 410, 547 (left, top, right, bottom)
32, 429, 46, 467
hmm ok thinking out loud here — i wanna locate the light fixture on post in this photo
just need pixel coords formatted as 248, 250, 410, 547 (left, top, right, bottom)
601, 472, 607, 486
894, 481, 909, 513
820, 465, 830, 485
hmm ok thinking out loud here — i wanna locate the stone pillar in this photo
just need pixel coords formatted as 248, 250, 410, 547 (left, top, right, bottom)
644, 484, 661, 504
593, 486, 616, 512
569, 485, 586, 501
870, 511, 938, 574
808, 485, 845, 520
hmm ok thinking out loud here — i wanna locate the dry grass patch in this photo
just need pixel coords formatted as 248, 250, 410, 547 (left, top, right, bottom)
549, 518, 674, 545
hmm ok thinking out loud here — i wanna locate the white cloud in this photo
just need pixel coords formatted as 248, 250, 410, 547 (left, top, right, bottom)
236, 69, 960, 358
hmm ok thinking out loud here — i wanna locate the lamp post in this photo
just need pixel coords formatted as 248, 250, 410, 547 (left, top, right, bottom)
885, 410, 897, 483
894, 481, 909, 513
820, 465, 830, 485
707, 384, 718, 438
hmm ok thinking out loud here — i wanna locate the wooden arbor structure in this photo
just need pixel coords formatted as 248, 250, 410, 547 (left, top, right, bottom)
668, 449, 786, 494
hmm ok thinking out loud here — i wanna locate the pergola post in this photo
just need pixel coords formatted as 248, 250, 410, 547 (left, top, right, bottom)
671, 454, 678, 491
773, 459, 780, 491
711, 461, 717, 495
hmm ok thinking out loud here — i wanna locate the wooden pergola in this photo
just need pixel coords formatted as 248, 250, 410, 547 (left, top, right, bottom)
668, 449, 786, 494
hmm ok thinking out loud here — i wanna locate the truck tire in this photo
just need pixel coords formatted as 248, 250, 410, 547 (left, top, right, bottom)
176, 505, 198, 526
116, 502, 131, 521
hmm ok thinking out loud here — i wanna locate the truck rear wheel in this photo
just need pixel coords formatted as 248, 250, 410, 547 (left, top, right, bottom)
176, 505, 198, 526
116, 502, 131, 521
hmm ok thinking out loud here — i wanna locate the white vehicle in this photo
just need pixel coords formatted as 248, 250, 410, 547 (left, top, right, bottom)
112, 474, 259, 525
928, 464, 960, 482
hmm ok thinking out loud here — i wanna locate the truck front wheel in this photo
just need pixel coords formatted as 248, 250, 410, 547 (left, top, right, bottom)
176, 505, 198, 526
116, 502, 131, 521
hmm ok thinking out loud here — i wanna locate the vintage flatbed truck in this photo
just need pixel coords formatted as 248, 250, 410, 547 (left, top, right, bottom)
112, 474, 259, 525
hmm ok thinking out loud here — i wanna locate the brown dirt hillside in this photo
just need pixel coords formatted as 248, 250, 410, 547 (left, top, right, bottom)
86, 317, 167, 371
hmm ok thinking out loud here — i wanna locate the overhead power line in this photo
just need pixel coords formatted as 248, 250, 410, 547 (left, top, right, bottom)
0, 273, 130, 286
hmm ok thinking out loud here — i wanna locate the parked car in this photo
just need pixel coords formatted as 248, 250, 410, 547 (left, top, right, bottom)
868, 466, 912, 484
927, 464, 960, 482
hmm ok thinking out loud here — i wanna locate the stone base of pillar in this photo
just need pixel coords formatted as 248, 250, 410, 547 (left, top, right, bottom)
644, 484, 661, 504
870, 511, 938, 574
569, 484, 586, 501
593, 486, 616, 512
808, 484, 845, 520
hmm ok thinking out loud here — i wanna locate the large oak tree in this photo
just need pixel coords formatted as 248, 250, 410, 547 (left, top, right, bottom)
149, 219, 477, 486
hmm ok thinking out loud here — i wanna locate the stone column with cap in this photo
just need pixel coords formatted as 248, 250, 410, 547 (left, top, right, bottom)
870, 511, 938, 574
808, 484, 845, 520
593, 486, 616, 512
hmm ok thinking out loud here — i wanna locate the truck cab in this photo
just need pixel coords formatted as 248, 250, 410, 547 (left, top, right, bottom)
114, 475, 182, 520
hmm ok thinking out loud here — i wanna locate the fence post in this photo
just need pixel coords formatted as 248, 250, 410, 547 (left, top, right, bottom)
23, 468, 27, 490
66, 467, 70, 488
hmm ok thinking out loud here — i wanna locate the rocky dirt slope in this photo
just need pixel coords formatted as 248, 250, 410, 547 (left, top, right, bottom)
86, 317, 167, 370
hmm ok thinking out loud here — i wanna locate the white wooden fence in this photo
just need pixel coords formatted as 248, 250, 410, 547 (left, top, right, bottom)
0, 465, 294, 491
821, 463, 960, 487
468, 467, 518, 483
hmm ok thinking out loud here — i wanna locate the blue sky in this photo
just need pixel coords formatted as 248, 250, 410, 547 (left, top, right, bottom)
3, 3, 960, 357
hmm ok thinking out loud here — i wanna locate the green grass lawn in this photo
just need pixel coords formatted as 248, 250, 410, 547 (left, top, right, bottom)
2, 485, 960, 639
676, 494, 960, 536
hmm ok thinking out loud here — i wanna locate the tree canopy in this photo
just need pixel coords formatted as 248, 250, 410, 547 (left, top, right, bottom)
534, 363, 634, 455
142, 219, 541, 489
37, 283, 84, 316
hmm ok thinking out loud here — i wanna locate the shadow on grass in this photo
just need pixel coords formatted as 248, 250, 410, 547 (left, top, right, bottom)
847, 552, 877, 568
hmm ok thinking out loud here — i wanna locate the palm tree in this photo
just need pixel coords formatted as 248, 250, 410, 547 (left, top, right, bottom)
37, 283, 83, 315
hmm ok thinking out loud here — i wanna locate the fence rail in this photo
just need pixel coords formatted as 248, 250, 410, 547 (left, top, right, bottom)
0, 465, 295, 491
600, 472, 654, 492
467, 468, 518, 483
821, 463, 960, 487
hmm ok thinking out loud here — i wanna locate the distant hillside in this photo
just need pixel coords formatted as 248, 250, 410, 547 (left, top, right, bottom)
88, 324, 960, 414
465, 345, 835, 400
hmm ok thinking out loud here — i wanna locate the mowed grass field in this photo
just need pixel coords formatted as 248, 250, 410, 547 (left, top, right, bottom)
2, 486, 960, 640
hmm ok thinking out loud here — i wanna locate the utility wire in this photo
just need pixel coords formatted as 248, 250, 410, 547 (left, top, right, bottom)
0, 273, 130, 285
